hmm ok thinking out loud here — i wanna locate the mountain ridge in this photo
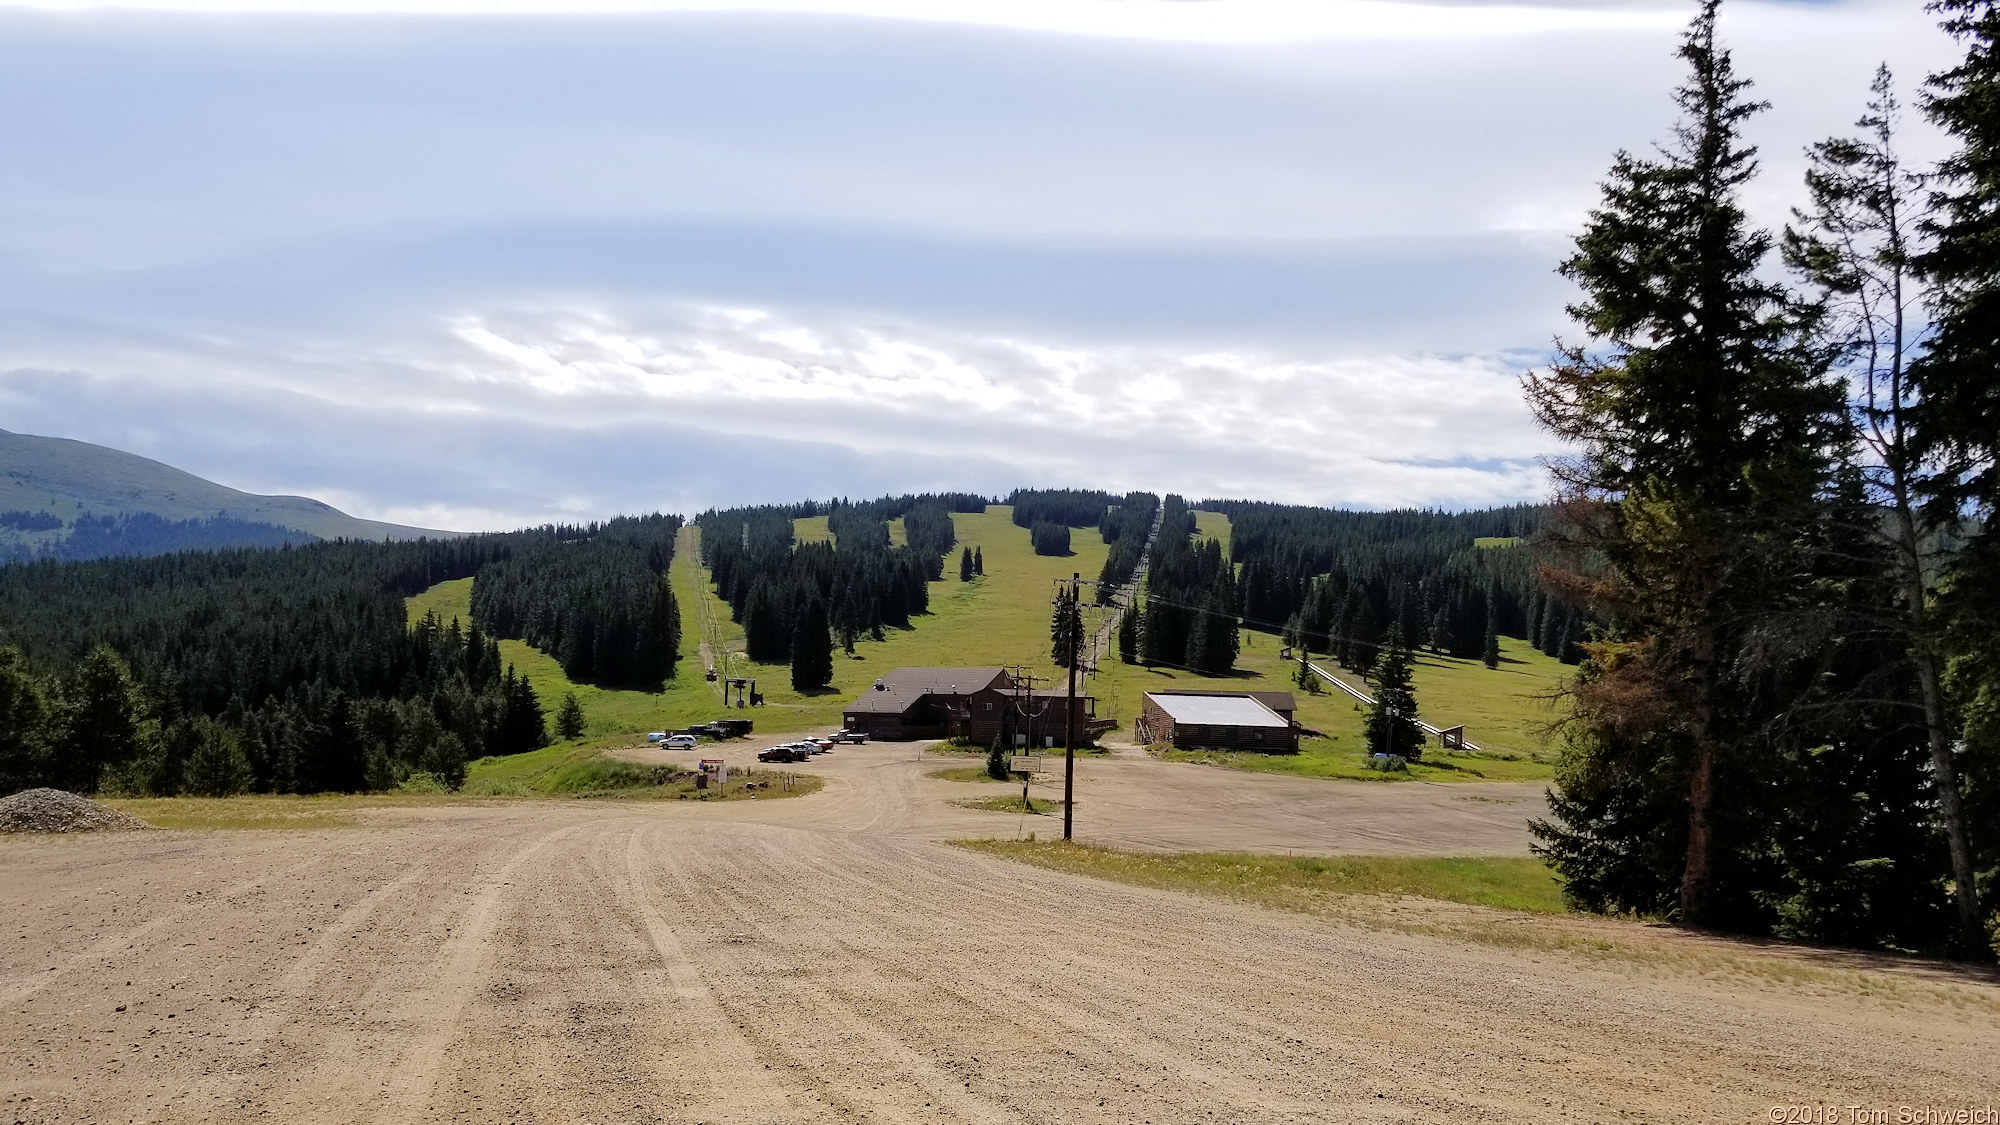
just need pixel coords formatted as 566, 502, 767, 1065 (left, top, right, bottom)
0, 429, 455, 552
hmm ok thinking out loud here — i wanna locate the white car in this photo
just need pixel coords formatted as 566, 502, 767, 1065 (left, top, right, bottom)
645, 731, 669, 743
662, 734, 698, 751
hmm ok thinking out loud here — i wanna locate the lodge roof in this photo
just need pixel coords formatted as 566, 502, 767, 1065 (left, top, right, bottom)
1147, 688, 1297, 715
1144, 691, 1292, 729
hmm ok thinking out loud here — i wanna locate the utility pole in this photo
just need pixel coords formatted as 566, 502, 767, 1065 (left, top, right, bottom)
1064, 571, 1079, 841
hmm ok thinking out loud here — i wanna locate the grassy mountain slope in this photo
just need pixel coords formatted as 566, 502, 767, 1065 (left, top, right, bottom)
0, 429, 451, 543
406, 504, 1563, 786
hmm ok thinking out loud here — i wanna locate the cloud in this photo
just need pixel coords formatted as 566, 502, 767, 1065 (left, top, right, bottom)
0, 1, 1965, 525
0, 299, 1551, 528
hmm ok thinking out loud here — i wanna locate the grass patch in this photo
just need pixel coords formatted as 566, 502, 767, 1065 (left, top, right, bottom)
929, 766, 1007, 783
957, 794, 1068, 815
961, 840, 1566, 914
96, 747, 823, 827
1474, 536, 1522, 549
1155, 743, 1553, 783
464, 742, 820, 801
104, 795, 372, 830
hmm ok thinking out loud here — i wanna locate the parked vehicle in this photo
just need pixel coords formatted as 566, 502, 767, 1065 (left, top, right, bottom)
757, 745, 805, 763
829, 729, 868, 744
662, 734, 697, 751
645, 731, 669, 743
805, 737, 834, 753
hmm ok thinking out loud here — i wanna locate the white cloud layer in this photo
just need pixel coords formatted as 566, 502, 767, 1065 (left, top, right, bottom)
2, 301, 1548, 529
0, 0, 1967, 527
5, 0, 1683, 43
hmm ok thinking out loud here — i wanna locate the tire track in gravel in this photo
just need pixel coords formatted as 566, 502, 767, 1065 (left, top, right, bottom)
375, 821, 595, 1123
611, 823, 797, 1124
679, 843, 1015, 1125
717, 832, 1336, 1120
0, 853, 335, 1010
208, 859, 439, 1088
640, 826, 1013, 1124
764, 834, 1725, 1117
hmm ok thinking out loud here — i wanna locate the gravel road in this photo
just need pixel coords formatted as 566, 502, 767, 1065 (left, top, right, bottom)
3, 745, 1995, 1123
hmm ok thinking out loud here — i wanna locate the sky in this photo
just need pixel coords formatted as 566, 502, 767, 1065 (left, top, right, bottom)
0, 0, 1965, 530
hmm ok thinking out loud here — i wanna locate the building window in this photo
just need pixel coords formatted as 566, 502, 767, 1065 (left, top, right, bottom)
983, 702, 993, 711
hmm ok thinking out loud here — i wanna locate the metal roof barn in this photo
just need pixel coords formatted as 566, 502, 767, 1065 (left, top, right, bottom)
1145, 693, 1290, 729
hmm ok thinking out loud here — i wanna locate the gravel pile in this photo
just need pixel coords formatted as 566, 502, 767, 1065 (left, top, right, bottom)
0, 788, 151, 833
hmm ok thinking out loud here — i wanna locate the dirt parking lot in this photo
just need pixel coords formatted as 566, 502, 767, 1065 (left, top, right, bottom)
3, 743, 1996, 1123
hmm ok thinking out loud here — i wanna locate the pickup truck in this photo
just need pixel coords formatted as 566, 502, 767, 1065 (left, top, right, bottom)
828, 729, 869, 744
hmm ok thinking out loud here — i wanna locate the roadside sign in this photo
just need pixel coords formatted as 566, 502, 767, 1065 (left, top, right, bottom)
1011, 755, 1044, 777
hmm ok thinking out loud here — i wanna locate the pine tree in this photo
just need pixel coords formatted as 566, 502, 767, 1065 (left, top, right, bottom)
790, 598, 834, 692
1524, 0, 1846, 928
1363, 626, 1424, 761
986, 737, 1011, 781
555, 692, 586, 741
1117, 607, 1139, 665
0, 646, 49, 794
1910, 1, 2000, 949
1482, 604, 1502, 670
52, 644, 146, 793
1051, 586, 1083, 669
973, 546, 984, 575
185, 719, 252, 798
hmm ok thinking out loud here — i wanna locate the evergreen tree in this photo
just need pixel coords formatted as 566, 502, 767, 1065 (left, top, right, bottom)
790, 597, 834, 692
1031, 521, 1072, 556
986, 737, 1011, 781
1787, 64, 1989, 948
1363, 626, 1424, 761
1428, 606, 1451, 655
960, 547, 974, 581
1051, 586, 1084, 669
1524, 0, 1845, 928
1912, 0, 2000, 949
52, 645, 146, 793
0, 647, 49, 794
555, 692, 586, 741
420, 730, 468, 791
1117, 607, 1139, 665
1483, 602, 1502, 670
185, 718, 253, 798
974, 546, 984, 575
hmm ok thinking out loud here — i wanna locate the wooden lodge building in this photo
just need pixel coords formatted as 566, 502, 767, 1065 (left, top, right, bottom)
1136, 689, 1299, 752
841, 667, 1104, 744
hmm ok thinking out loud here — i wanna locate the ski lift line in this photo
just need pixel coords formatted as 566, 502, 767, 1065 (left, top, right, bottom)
1132, 589, 1480, 662
1303, 660, 1484, 752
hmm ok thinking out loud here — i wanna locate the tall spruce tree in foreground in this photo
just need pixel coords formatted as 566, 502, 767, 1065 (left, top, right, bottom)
1917, 0, 2000, 950
1786, 66, 1987, 949
1525, 0, 1845, 929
